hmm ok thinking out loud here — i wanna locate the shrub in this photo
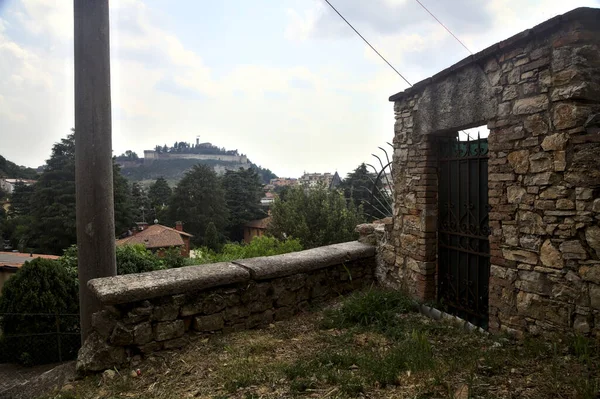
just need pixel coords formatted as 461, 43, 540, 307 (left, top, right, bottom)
160, 246, 185, 269
268, 185, 364, 249
188, 235, 303, 265
115, 244, 166, 275
59, 244, 166, 275
0, 258, 80, 365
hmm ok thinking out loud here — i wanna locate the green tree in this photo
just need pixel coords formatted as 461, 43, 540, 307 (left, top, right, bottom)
222, 168, 265, 242
8, 181, 34, 216
204, 222, 221, 252
0, 258, 80, 364
168, 164, 228, 246
19, 132, 135, 254
340, 163, 389, 221
130, 182, 151, 222
113, 163, 135, 234
148, 177, 172, 209
268, 185, 364, 249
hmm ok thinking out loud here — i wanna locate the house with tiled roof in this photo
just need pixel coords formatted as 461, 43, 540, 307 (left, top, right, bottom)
243, 216, 271, 244
116, 221, 193, 257
0, 251, 60, 295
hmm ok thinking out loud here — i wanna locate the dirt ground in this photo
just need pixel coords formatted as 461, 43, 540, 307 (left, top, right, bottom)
36, 290, 600, 399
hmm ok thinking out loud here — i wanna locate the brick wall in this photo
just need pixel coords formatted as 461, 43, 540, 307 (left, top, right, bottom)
389, 8, 600, 336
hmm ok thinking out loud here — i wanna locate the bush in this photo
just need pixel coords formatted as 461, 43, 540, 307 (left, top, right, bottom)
160, 246, 185, 269
268, 186, 364, 249
0, 258, 80, 365
189, 235, 303, 265
115, 244, 166, 275
60, 244, 167, 275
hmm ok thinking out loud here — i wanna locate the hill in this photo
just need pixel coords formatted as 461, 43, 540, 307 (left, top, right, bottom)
0, 155, 38, 179
116, 140, 277, 186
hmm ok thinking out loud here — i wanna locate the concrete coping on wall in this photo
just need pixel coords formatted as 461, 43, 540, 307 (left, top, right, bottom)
235, 241, 376, 280
88, 241, 376, 305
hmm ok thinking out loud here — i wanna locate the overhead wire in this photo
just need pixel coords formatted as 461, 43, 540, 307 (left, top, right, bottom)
413, 0, 473, 55
321, 0, 475, 139
321, 0, 412, 87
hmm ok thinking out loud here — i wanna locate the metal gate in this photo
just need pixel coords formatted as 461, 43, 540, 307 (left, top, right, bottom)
437, 134, 490, 328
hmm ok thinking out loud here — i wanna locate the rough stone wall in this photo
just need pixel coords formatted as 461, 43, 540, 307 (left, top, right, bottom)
77, 242, 375, 372
356, 218, 399, 288
390, 8, 600, 336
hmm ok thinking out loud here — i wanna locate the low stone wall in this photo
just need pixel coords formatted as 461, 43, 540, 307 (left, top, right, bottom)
76, 242, 375, 372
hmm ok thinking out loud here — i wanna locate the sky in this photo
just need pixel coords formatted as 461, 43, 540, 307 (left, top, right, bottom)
1, 0, 599, 178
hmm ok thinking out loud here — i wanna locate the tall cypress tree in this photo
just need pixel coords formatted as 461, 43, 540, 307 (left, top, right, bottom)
222, 168, 265, 242
168, 164, 228, 246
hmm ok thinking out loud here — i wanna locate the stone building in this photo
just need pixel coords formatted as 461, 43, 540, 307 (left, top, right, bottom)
388, 7, 600, 336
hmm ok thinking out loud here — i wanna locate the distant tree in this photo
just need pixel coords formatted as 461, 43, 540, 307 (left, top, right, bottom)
130, 182, 151, 222
251, 163, 277, 184
340, 163, 388, 221
17, 132, 135, 254
0, 155, 39, 180
222, 168, 266, 242
268, 185, 364, 249
113, 163, 135, 234
204, 222, 221, 252
148, 177, 172, 209
168, 164, 228, 246
8, 181, 34, 216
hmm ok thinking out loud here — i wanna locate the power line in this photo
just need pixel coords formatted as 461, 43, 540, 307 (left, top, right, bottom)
322, 0, 412, 87
322, 0, 474, 140
414, 0, 472, 55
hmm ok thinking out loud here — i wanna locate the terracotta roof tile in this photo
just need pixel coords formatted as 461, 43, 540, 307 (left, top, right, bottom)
116, 224, 192, 249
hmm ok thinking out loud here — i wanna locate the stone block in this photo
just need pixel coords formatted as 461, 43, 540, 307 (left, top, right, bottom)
203, 295, 227, 314
133, 322, 153, 345
502, 249, 539, 265
89, 262, 250, 305
523, 172, 558, 186
152, 303, 179, 322
91, 308, 119, 338
77, 332, 127, 373
193, 313, 225, 332
529, 152, 552, 173
224, 305, 250, 322
540, 240, 564, 269
513, 95, 549, 115
585, 226, 600, 256
154, 320, 185, 342
519, 236, 542, 251
235, 242, 375, 280
554, 151, 566, 171
591, 284, 600, 310
553, 102, 591, 130
110, 323, 134, 346
507, 150, 529, 174
559, 240, 588, 260
541, 133, 568, 151
519, 211, 546, 235
523, 114, 549, 135
556, 199, 575, 210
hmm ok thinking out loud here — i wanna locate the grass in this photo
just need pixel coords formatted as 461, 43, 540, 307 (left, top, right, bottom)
41, 288, 600, 399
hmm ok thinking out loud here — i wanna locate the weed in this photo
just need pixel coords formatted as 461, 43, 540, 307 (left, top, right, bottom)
321, 288, 414, 332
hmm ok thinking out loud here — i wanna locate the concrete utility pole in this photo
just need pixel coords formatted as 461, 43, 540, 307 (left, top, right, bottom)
74, 0, 117, 341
